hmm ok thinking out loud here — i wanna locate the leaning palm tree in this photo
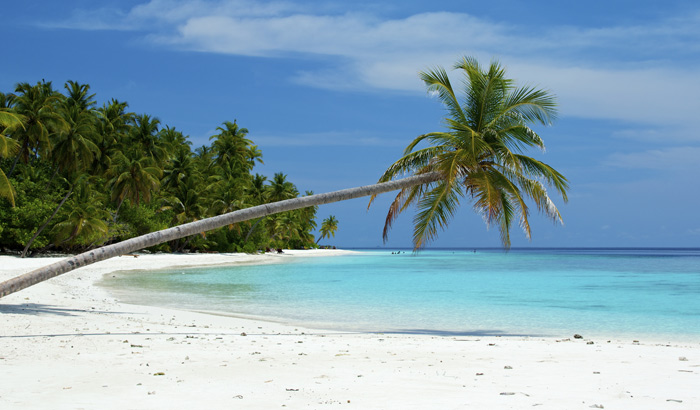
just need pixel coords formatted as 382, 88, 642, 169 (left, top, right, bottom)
0, 57, 568, 298
372, 57, 568, 248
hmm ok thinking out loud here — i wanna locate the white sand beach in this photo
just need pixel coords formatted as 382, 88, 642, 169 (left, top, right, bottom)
1, 252, 698, 409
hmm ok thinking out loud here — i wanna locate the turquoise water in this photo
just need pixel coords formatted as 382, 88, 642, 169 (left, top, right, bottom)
103, 249, 700, 340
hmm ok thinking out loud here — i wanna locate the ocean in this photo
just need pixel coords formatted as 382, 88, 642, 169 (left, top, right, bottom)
101, 248, 700, 341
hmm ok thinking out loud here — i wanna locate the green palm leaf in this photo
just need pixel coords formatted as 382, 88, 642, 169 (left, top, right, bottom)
374, 56, 569, 249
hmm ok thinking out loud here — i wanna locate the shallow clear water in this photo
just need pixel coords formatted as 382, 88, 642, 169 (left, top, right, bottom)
101, 248, 700, 340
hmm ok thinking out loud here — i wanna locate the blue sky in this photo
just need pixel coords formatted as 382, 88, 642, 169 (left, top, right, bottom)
3, 0, 699, 248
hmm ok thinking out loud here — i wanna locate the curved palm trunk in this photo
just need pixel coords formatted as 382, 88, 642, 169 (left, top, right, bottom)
0, 172, 439, 298
112, 196, 127, 223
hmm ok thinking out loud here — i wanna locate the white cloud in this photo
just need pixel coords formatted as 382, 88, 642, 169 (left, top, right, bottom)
41, 7, 136, 30
611, 126, 699, 144
509, 63, 700, 126
605, 146, 700, 170
48, 0, 700, 130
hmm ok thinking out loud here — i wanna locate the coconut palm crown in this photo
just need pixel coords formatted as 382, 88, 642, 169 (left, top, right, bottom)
373, 57, 569, 248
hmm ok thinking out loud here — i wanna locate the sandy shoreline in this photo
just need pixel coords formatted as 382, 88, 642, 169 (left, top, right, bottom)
1, 251, 698, 409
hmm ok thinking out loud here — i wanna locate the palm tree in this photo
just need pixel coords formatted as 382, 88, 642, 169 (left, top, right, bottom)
128, 114, 167, 166
6, 81, 68, 176
295, 190, 318, 248
51, 104, 100, 176
0, 93, 24, 205
107, 153, 162, 221
51, 178, 110, 249
270, 212, 302, 247
316, 215, 339, 244
247, 174, 268, 205
160, 175, 208, 251
266, 172, 297, 202
19, 88, 102, 257
262, 172, 299, 243
159, 125, 191, 158
372, 57, 568, 248
63, 80, 96, 112
242, 174, 269, 243
0, 139, 18, 205
162, 148, 196, 191
210, 120, 262, 179
0, 57, 568, 298
95, 99, 134, 175
21, 175, 77, 257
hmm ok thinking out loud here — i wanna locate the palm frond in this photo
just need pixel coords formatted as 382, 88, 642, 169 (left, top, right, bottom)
515, 176, 564, 223
497, 123, 546, 152
419, 67, 466, 124
0, 133, 20, 158
487, 168, 532, 240
500, 85, 557, 126
382, 185, 415, 242
376, 146, 445, 183
412, 179, 462, 248
0, 169, 16, 206
496, 188, 514, 248
404, 132, 444, 155
510, 154, 569, 201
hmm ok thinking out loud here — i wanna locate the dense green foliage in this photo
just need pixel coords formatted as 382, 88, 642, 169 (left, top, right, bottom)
0, 80, 325, 255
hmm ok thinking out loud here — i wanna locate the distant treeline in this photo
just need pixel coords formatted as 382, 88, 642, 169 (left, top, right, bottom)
0, 80, 323, 255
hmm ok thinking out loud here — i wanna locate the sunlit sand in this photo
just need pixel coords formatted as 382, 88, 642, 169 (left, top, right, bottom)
1, 253, 698, 409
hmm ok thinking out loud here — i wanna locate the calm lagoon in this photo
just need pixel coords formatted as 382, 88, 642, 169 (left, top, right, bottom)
101, 248, 700, 340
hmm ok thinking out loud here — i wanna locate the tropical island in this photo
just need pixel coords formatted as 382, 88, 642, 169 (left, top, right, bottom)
1, 58, 569, 295
2, 58, 697, 409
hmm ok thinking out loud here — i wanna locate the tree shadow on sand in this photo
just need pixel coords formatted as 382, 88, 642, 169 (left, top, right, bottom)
376, 329, 547, 337
0, 302, 119, 317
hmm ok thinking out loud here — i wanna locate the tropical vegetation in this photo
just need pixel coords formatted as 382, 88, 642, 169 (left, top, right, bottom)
0, 57, 569, 298
0, 81, 328, 256
316, 215, 339, 245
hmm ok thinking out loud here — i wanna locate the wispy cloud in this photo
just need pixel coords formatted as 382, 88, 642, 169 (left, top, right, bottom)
41, 7, 137, 30
605, 146, 700, 170
45, 0, 700, 129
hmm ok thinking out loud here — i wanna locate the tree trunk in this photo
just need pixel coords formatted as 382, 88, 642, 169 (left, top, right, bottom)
177, 235, 195, 252
44, 166, 59, 192
0, 172, 438, 298
7, 138, 29, 178
112, 196, 126, 223
20, 187, 73, 258
243, 217, 264, 243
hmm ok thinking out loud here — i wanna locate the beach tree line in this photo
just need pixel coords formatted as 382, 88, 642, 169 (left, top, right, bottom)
0, 81, 338, 255
0, 56, 569, 298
